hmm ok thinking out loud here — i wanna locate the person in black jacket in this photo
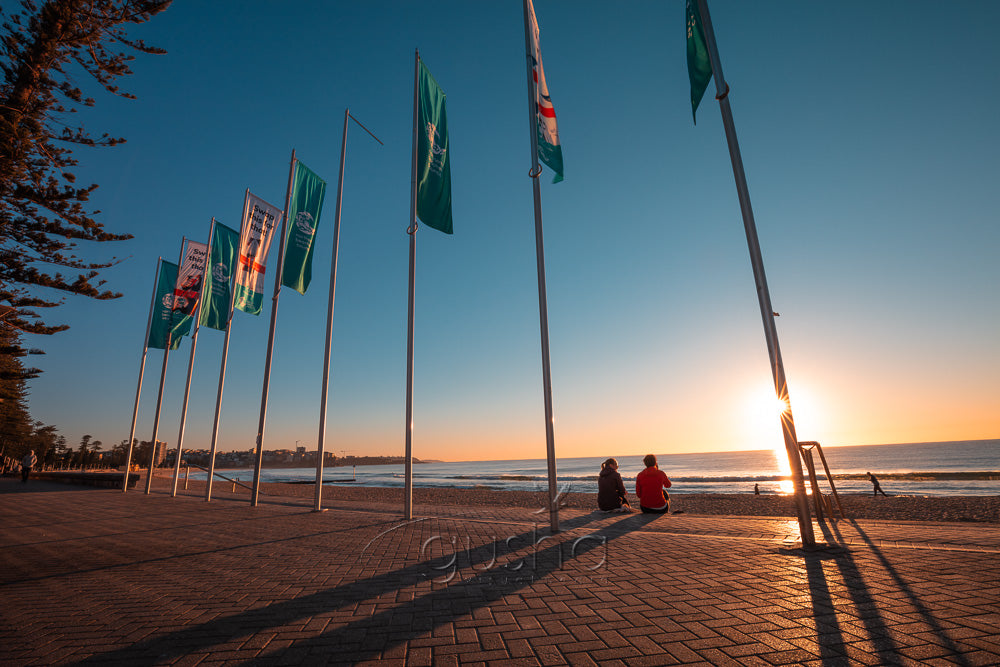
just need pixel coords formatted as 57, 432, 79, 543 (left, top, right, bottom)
868, 471, 889, 497
597, 458, 631, 512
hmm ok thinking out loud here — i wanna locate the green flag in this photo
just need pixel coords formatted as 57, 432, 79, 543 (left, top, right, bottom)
199, 222, 239, 331
148, 260, 182, 350
686, 0, 713, 124
416, 59, 453, 234
281, 161, 327, 294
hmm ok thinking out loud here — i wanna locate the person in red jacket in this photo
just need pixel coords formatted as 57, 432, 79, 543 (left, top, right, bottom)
635, 453, 671, 514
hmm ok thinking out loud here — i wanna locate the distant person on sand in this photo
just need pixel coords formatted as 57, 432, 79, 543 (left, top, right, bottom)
597, 458, 631, 512
21, 450, 37, 483
754, 483, 760, 495
868, 471, 889, 497
636, 454, 672, 514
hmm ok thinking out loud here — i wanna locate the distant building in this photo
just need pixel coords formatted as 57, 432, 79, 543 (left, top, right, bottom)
154, 440, 168, 466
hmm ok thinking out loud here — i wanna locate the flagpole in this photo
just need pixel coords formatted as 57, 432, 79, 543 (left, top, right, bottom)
695, 0, 814, 546
313, 111, 382, 511
143, 332, 171, 494
251, 151, 296, 507
522, 0, 560, 534
206, 212, 241, 502
171, 236, 206, 497
122, 257, 161, 493
313, 110, 351, 511
404, 49, 420, 521
145, 239, 186, 494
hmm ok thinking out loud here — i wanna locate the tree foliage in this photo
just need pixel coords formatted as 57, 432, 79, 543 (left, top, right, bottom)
27, 419, 61, 460
0, 0, 170, 357
0, 324, 32, 453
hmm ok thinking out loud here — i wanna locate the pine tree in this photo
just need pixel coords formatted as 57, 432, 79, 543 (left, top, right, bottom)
27, 420, 61, 464
0, 325, 32, 456
0, 0, 171, 357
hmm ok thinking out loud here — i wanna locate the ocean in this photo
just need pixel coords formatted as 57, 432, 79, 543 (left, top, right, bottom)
197, 439, 998, 497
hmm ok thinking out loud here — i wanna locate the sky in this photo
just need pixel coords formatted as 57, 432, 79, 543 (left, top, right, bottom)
17, 0, 1000, 463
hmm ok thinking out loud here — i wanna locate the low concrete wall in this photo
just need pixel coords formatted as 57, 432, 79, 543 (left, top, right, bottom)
31, 471, 139, 489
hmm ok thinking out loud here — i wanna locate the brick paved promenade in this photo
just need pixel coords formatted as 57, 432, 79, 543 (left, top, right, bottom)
2, 477, 998, 666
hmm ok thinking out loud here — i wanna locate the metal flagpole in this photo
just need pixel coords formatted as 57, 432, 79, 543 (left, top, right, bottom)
404, 50, 420, 521
251, 151, 296, 506
522, 0, 560, 533
695, 0, 814, 546
206, 214, 240, 502
171, 235, 207, 497
145, 239, 186, 494
314, 110, 383, 512
143, 334, 171, 494
122, 257, 161, 493
315, 110, 350, 512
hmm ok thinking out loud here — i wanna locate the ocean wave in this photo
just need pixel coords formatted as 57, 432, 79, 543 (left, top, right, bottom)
832, 471, 1000, 481
442, 471, 999, 484
450, 475, 540, 481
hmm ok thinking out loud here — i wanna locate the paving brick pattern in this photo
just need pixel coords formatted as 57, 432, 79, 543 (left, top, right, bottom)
1, 478, 998, 666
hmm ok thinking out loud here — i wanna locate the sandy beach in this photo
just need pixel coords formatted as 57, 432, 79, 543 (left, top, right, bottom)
236, 481, 1000, 524
141, 469, 1000, 523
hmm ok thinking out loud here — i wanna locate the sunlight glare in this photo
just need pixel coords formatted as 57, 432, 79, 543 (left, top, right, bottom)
744, 380, 828, 483
745, 385, 791, 475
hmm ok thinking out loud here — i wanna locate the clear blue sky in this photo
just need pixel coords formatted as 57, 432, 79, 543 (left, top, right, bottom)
24, 0, 1000, 461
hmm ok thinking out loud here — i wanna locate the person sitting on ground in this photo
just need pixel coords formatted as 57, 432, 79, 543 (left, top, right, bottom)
868, 471, 888, 497
597, 458, 631, 512
635, 454, 672, 514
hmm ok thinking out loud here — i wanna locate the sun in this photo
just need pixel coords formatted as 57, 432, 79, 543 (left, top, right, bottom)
744, 381, 828, 483
775, 396, 791, 416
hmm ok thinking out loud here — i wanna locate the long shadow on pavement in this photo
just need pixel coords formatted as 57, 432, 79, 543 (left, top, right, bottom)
800, 520, 903, 665
832, 519, 972, 667
74, 511, 649, 665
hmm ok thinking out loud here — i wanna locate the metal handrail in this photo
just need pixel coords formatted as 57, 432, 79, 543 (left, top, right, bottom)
183, 462, 261, 495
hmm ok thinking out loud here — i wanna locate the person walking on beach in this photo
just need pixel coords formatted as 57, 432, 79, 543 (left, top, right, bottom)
21, 450, 37, 483
597, 458, 631, 512
636, 454, 672, 514
868, 471, 888, 497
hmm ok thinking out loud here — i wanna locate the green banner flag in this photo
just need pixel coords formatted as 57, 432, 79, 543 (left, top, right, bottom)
416, 59, 453, 234
686, 0, 713, 124
148, 260, 182, 350
199, 222, 239, 330
281, 161, 327, 294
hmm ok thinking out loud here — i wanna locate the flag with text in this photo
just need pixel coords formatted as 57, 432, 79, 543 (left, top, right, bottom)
169, 240, 207, 340
234, 192, 282, 315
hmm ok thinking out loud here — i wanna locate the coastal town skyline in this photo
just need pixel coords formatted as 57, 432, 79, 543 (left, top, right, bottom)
18, 1, 1000, 462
